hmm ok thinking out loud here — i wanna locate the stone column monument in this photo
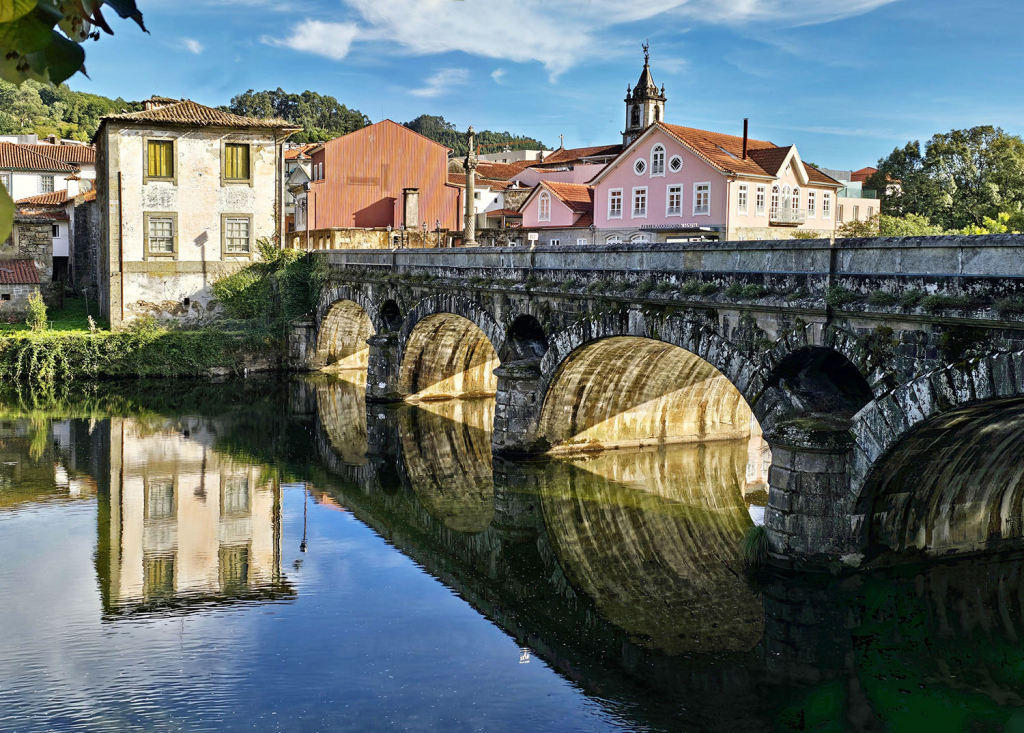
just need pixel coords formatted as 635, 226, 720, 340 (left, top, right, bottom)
464, 126, 477, 247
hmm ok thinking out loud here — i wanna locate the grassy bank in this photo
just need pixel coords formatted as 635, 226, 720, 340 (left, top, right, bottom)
0, 322, 281, 385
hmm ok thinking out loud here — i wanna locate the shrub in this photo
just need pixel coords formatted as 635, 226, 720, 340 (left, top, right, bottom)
654, 281, 675, 294
899, 289, 925, 308
212, 268, 272, 320
995, 296, 1024, 317
725, 282, 743, 297
26, 292, 47, 332
740, 525, 769, 568
791, 230, 819, 240
785, 287, 810, 302
825, 286, 860, 307
867, 291, 897, 306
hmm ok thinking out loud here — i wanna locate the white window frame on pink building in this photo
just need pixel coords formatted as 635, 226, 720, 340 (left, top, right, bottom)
807, 191, 816, 219
650, 144, 666, 177
666, 184, 682, 217
608, 188, 623, 219
756, 185, 766, 216
693, 182, 710, 217
738, 184, 749, 215
631, 186, 648, 219
539, 191, 551, 222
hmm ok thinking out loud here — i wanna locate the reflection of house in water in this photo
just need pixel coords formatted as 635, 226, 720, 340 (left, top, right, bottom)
0, 417, 97, 510
96, 417, 293, 617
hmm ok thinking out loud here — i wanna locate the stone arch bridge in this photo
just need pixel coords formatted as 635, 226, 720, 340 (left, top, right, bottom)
290, 235, 1024, 569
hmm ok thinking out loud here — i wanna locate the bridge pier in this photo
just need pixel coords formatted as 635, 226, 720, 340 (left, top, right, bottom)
365, 333, 403, 403
492, 359, 547, 456
765, 424, 861, 568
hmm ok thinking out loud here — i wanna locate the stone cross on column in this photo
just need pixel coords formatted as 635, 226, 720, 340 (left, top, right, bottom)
464, 126, 477, 247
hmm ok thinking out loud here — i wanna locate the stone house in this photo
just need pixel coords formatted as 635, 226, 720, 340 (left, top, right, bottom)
93, 97, 299, 328
0, 220, 47, 316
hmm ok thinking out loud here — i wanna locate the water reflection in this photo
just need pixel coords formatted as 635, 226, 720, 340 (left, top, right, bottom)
6, 379, 1024, 731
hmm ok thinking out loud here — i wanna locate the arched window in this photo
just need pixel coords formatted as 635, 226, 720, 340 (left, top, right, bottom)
771, 185, 780, 213
792, 187, 800, 211
781, 185, 792, 210
629, 233, 651, 244
538, 191, 551, 222
630, 105, 640, 127
651, 144, 665, 176
605, 234, 623, 245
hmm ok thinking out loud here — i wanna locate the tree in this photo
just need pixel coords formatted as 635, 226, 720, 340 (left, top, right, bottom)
224, 88, 371, 144
960, 212, 1019, 235
868, 141, 940, 219
403, 114, 546, 157
837, 215, 880, 238
878, 213, 945, 237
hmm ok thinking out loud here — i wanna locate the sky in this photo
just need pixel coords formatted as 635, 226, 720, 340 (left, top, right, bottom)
67, 0, 1024, 170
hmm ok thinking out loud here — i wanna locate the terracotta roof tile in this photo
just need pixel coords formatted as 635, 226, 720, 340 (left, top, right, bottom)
486, 209, 522, 217
571, 212, 594, 228
101, 99, 300, 131
541, 181, 594, 214
474, 160, 535, 180
16, 190, 69, 206
746, 146, 792, 176
850, 166, 877, 184
21, 144, 95, 165
285, 144, 319, 160
0, 143, 77, 172
539, 144, 622, 165
0, 259, 40, 285
660, 123, 777, 178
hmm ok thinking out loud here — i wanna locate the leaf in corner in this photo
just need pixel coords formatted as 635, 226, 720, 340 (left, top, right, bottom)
0, 184, 13, 247
100, 0, 146, 32
0, 0, 36, 24
24, 30, 85, 84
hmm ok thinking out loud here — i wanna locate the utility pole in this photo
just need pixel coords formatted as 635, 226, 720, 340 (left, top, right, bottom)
464, 126, 477, 247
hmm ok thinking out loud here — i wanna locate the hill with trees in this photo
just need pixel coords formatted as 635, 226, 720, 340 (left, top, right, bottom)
221, 88, 371, 144
402, 114, 546, 157
0, 80, 141, 141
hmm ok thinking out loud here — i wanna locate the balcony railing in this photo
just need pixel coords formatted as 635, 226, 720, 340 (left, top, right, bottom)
769, 207, 807, 225
837, 187, 878, 199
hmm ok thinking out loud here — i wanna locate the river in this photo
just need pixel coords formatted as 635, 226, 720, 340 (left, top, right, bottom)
0, 375, 1022, 732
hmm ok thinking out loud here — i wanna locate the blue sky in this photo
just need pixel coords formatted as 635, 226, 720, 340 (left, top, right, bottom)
69, 0, 1024, 170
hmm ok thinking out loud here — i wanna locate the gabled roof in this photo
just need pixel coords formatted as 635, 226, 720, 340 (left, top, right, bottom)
0, 143, 77, 172
99, 99, 300, 132
22, 144, 95, 165
474, 160, 535, 180
0, 259, 40, 285
851, 166, 877, 184
538, 144, 623, 166
541, 181, 594, 213
285, 144, 319, 161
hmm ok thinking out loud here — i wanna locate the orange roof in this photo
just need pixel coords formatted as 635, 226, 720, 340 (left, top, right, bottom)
0, 143, 77, 172
851, 166, 877, 184
447, 173, 507, 188
285, 144, 318, 160
100, 99, 300, 131
660, 123, 778, 178
486, 209, 522, 217
541, 181, 594, 214
475, 160, 535, 180
539, 144, 622, 165
16, 190, 69, 206
21, 144, 95, 165
0, 259, 40, 285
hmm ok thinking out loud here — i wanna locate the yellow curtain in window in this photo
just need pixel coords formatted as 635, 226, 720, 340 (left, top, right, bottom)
225, 144, 249, 180
147, 140, 173, 178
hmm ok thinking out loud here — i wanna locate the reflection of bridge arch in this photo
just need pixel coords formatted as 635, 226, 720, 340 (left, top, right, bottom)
398, 295, 504, 401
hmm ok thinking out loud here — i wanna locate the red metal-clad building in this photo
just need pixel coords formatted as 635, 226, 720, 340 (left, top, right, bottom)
307, 120, 462, 230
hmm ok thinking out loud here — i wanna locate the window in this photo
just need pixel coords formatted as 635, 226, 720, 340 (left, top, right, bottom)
781, 185, 792, 210
669, 155, 683, 173
146, 480, 174, 521
738, 184, 748, 215
222, 477, 250, 516
51, 224, 59, 237
538, 192, 551, 222
219, 545, 250, 594
145, 213, 176, 257
223, 215, 252, 255
868, 206, 874, 218
549, 238, 560, 246
319, 162, 324, 180
630, 233, 651, 244
474, 191, 481, 200
823, 193, 831, 219
633, 158, 647, 175
632, 187, 647, 218
693, 183, 710, 216
608, 188, 623, 219
576, 238, 588, 245
0, 172, 9, 192
756, 185, 766, 216
771, 185, 780, 213
853, 205, 860, 221
223, 142, 250, 182
651, 144, 665, 176
605, 235, 622, 244
146, 139, 174, 180
792, 187, 800, 211
807, 191, 816, 218
838, 205, 844, 222
39, 175, 54, 193
666, 185, 682, 216
630, 105, 640, 127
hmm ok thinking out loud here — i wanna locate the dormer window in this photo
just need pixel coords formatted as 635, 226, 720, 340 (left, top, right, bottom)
651, 144, 665, 176
538, 191, 551, 222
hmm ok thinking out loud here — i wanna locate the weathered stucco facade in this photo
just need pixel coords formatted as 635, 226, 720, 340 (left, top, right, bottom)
95, 99, 297, 328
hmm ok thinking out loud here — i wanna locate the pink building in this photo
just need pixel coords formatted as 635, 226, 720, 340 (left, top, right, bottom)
518, 50, 846, 244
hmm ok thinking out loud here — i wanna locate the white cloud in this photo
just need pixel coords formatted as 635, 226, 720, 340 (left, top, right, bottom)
263, 0, 899, 77
411, 68, 470, 98
181, 38, 203, 55
491, 68, 506, 84
261, 20, 360, 62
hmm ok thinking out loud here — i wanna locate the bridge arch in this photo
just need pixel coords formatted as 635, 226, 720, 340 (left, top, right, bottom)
850, 351, 1024, 558
536, 315, 767, 452
398, 294, 504, 401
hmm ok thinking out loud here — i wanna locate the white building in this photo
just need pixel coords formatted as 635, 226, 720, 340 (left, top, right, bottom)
0, 142, 79, 202
94, 96, 299, 328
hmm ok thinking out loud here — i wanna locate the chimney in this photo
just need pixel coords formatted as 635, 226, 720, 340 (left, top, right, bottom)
742, 118, 749, 160
66, 176, 79, 198
402, 188, 420, 229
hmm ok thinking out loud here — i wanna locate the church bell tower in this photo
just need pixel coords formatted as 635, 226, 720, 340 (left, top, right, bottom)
623, 42, 666, 147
